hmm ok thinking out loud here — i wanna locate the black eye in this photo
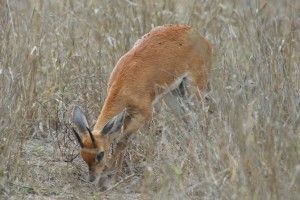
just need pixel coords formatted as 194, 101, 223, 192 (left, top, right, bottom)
96, 151, 104, 163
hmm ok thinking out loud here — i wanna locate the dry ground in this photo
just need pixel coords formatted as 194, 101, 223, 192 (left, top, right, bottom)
1, 0, 300, 199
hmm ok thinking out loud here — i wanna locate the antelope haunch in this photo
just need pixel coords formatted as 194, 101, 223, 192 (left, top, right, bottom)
72, 25, 212, 182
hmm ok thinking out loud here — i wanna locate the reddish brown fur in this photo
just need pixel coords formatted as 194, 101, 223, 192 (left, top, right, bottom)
76, 25, 212, 181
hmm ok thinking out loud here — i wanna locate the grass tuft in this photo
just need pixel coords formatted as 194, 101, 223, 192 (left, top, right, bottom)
0, 0, 299, 199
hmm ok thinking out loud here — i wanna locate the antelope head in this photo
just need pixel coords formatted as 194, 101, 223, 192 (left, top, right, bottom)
72, 106, 126, 182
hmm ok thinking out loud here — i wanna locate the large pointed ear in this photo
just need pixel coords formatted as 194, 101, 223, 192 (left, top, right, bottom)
73, 106, 89, 133
101, 108, 127, 137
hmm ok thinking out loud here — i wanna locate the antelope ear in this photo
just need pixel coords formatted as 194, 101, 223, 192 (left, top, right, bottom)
101, 108, 127, 137
73, 106, 89, 134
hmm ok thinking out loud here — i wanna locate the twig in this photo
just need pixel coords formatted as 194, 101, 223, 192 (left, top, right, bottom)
99, 173, 135, 196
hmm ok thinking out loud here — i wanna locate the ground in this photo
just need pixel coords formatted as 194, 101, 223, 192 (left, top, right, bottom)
0, 0, 300, 199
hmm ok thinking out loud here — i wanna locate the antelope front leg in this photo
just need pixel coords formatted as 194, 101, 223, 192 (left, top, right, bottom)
109, 134, 131, 177
108, 107, 152, 177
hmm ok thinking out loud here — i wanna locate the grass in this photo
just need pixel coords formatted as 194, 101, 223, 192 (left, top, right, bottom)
0, 0, 299, 199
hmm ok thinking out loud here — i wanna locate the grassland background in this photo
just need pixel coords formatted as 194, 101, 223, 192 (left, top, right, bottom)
0, 0, 299, 199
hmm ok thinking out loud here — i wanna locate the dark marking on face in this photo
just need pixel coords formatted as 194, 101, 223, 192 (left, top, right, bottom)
96, 151, 104, 163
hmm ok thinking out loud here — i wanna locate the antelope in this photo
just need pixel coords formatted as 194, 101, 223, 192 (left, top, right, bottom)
72, 25, 212, 182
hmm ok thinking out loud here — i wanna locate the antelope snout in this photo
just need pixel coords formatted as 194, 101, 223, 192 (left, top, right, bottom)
89, 172, 96, 182
88, 169, 100, 182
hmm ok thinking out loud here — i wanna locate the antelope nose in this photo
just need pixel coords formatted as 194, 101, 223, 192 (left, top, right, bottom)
89, 173, 96, 182
88, 168, 96, 182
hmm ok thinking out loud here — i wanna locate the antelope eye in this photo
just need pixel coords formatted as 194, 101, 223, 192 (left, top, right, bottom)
96, 151, 104, 163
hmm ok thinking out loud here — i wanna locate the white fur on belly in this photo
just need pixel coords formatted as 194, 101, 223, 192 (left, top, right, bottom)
152, 75, 187, 106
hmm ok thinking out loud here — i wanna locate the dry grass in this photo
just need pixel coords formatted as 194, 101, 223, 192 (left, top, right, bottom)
0, 0, 300, 199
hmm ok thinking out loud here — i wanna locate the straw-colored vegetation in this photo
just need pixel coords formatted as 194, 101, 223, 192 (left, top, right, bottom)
0, 0, 299, 199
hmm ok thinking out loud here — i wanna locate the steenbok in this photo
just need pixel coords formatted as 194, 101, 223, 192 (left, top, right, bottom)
72, 25, 212, 182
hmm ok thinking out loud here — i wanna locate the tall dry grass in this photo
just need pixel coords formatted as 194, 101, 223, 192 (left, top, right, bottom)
0, 0, 299, 199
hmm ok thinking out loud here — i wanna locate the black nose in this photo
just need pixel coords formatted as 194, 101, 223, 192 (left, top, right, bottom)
89, 174, 96, 182
89, 173, 96, 182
